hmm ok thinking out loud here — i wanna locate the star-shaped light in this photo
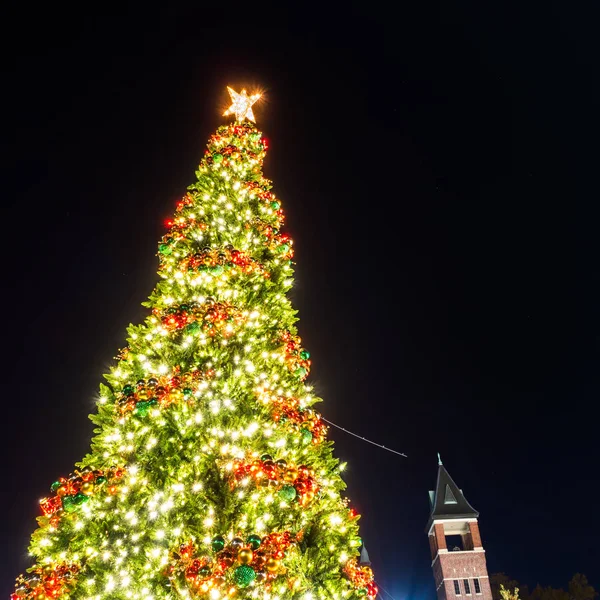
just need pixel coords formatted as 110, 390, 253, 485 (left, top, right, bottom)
223, 86, 262, 122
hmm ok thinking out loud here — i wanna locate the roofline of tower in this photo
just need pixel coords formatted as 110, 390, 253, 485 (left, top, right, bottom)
425, 459, 479, 533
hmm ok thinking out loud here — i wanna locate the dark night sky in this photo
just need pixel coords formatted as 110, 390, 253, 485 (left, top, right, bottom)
2, 2, 599, 598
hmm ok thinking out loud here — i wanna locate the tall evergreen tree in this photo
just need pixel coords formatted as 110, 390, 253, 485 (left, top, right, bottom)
12, 88, 377, 600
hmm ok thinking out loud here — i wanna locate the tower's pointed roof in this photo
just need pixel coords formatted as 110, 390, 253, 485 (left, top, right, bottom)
426, 455, 479, 532
359, 543, 371, 566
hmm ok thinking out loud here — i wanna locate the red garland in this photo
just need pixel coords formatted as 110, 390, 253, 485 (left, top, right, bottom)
279, 331, 311, 379
12, 562, 79, 600
271, 398, 328, 444
175, 247, 269, 278
168, 531, 297, 596
175, 192, 195, 212
116, 368, 214, 415
229, 457, 319, 505
154, 301, 246, 337
343, 558, 378, 599
40, 467, 124, 521
254, 389, 328, 445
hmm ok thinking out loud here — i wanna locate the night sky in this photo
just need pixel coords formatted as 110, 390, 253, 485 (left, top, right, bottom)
3, 3, 599, 598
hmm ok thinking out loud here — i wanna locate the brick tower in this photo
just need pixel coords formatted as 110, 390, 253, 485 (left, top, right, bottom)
426, 456, 493, 600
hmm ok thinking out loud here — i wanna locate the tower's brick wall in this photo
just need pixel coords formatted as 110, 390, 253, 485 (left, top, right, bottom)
436, 550, 493, 600
434, 524, 447, 550
432, 554, 444, 589
469, 522, 482, 548
439, 549, 487, 577
429, 534, 438, 560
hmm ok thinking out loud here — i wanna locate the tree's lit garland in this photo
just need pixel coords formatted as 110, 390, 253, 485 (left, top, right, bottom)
227, 454, 319, 507
12, 93, 377, 600
40, 467, 125, 521
115, 369, 214, 416
167, 531, 297, 597
13, 563, 80, 600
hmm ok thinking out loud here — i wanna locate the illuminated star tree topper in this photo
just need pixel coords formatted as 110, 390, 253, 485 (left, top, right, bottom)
223, 86, 262, 122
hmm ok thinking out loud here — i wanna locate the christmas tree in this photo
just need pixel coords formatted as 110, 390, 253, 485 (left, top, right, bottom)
12, 87, 378, 600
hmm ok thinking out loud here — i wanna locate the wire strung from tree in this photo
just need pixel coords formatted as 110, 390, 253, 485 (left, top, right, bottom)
375, 581, 399, 600
322, 417, 407, 458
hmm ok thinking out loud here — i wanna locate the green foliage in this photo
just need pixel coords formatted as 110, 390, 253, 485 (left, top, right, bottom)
500, 584, 521, 600
491, 573, 598, 600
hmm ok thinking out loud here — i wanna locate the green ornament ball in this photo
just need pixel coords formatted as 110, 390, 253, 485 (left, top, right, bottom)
357, 588, 368, 597
260, 454, 273, 462
270, 201, 281, 210
212, 153, 223, 164
233, 565, 256, 588
198, 565, 211, 577
295, 367, 308, 378
278, 484, 297, 502
158, 243, 172, 255
135, 401, 150, 416
61, 496, 77, 513
211, 536, 225, 552
185, 321, 200, 334
300, 350, 310, 360
122, 384, 134, 396
95, 475, 107, 487
246, 534, 261, 550
50, 480, 61, 493
74, 492, 89, 505
300, 428, 313, 445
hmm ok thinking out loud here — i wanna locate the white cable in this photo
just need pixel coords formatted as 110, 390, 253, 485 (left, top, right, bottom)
322, 417, 407, 458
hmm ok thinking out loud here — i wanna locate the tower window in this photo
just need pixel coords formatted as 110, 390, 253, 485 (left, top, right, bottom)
454, 581, 461, 595
463, 580, 471, 595
445, 484, 458, 504
474, 579, 481, 594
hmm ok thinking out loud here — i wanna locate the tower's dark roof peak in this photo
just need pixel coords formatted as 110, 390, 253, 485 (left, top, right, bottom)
426, 458, 479, 532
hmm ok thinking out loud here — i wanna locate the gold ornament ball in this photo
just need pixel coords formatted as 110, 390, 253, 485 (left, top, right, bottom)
137, 389, 149, 400
56, 485, 68, 497
283, 468, 298, 483
301, 490, 315, 505
238, 548, 253, 564
81, 481, 94, 495
265, 558, 280, 573
362, 567, 373, 579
